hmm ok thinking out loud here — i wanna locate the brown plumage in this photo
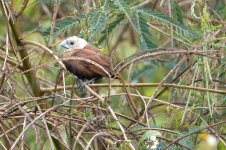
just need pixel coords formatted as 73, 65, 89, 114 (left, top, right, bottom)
59, 37, 135, 113
59, 36, 116, 81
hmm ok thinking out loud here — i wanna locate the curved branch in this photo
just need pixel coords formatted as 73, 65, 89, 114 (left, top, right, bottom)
15, 0, 29, 18
114, 49, 219, 73
0, 54, 23, 70
162, 121, 226, 150
21, 40, 65, 69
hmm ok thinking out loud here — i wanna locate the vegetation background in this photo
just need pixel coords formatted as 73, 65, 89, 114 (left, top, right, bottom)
0, 0, 225, 149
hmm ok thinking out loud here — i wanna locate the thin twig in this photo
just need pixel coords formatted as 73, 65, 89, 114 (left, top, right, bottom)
84, 132, 112, 150
15, 0, 29, 18
162, 121, 226, 150
48, 0, 60, 45
0, 0, 42, 97
108, 106, 135, 150
144, 57, 186, 119
21, 40, 65, 69
9, 99, 70, 150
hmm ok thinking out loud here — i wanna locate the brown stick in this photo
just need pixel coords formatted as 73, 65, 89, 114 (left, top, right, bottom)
0, 0, 42, 97
41, 83, 226, 94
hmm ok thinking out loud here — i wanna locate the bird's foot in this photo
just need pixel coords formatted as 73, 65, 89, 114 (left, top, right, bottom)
75, 78, 97, 93
75, 79, 83, 88
73, 76, 83, 88
81, 78, 97, 86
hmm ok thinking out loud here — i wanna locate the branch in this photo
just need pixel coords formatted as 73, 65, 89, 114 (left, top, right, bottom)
40, 83, 226, 94
48, 0, 60, 44
15, 0, 29, 18
0, 54, 23, 70
9, 99, 71, 150
21, 40, 65, 69
0, 0, 41, 97
162, 121, 226, 150
144, 57, 186, 120
114, 49, 219, 73
108, 106, 135, 150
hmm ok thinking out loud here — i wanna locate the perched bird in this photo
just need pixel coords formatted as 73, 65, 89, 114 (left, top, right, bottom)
59, 36, 135, 112
59, 36, 117, 85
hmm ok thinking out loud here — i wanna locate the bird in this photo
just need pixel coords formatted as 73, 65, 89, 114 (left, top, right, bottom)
58, 36, 117, 86
59, 36, 136, 113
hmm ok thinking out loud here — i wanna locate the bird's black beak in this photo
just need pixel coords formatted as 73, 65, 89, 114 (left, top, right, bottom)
59, 40, 70, 49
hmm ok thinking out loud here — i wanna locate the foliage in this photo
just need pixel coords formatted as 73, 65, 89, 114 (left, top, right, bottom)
40, 17, 79, 37
0, 0, 225, 150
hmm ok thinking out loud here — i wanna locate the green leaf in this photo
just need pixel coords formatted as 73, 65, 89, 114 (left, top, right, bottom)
98, 13, 125, 44
136, 11, 157, 49
173, 0, 184, 24
138, 9, 199, 39
210, 43, 226, 49
114, 0, 130, 12
88, 8, 107, 41
40, 17, 79, 37
107, 13, 125, 33
114, 0, 138, 33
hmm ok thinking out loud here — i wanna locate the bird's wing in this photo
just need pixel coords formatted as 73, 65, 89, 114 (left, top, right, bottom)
63, 48, 113, 79
84, 44, 101, 53
74, 49, 112, 77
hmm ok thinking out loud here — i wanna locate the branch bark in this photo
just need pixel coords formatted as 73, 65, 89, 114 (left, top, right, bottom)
41, 83, 226, 94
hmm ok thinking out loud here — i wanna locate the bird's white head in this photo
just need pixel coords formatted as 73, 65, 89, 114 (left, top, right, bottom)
59, 36, 88, 51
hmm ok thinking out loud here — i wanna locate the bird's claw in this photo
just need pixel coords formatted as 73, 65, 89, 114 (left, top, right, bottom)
74, 78, 97, 93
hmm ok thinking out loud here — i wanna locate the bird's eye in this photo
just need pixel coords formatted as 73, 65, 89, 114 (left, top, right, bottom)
70, 41, 74, 45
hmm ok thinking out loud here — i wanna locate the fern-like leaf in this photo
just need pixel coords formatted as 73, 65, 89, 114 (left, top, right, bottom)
173, 0, 184, 24
210, 43, 226, 49
98, 13, 125, 44
114, 0, 129, 12
88, 8, 107, 41
137, 11, 157, 49
138, 9, 199, 39
107, 13, 125, 33
114, 0, 138, 33
40, 17, 79, 37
